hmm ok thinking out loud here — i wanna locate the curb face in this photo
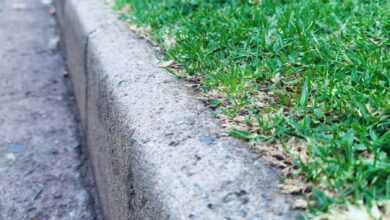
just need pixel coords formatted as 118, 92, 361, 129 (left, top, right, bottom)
55, 0, 298, 219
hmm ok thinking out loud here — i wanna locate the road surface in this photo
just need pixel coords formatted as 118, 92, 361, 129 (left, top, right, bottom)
0, 0, 101, 219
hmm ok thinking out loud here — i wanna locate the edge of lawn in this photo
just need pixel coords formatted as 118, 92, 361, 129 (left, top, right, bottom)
114, 1, 390, 219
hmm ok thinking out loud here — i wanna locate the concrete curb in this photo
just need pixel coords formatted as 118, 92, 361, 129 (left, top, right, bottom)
55, 0, 298, 219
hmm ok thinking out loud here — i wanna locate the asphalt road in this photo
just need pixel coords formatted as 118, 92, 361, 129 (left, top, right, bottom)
0, 0, 100, 219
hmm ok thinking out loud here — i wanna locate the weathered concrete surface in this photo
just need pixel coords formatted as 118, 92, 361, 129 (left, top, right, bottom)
56, 0, 299, 219
0, 0, 101, 219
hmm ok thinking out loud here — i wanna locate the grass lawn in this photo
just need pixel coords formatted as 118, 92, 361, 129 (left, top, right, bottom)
115, 0, 390, 218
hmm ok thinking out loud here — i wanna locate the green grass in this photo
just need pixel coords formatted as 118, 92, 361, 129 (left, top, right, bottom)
115, 0, 390, 217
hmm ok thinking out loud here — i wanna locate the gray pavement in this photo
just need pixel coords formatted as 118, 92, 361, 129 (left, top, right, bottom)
0, 0, 100, 219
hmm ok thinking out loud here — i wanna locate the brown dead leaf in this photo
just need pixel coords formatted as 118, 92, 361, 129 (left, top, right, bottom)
279, 178, 307, 194
159, 60, 181, 70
